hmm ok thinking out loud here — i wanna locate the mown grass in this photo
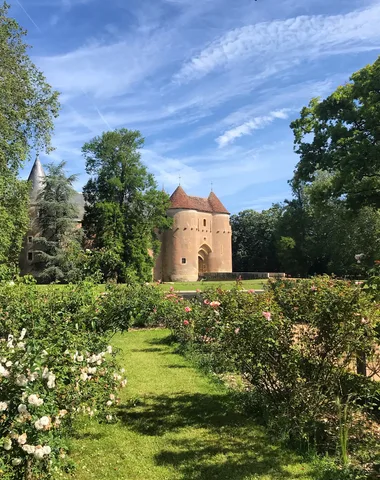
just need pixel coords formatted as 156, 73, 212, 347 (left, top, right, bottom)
64, 329, 318, 480
154, 279, 267, 291
37, 279, 267, 293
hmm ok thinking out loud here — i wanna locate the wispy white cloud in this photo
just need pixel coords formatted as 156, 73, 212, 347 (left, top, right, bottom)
216, 109, 291, 147
175, 3, 380, 83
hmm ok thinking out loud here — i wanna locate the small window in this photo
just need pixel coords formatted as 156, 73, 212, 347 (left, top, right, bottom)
27, 252, 33, 261
181, 258, 186, 264
28, 236, 33, 243
203, 219, 206, 227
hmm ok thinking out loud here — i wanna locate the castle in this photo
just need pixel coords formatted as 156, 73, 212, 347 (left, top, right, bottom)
154, 186, 232, 282
21, 157, 232, 281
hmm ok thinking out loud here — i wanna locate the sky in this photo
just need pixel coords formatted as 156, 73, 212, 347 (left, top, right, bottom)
12, 0, 380, 213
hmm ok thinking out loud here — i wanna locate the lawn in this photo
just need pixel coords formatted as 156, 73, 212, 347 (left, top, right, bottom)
37, 279, 267, 293
64, 329, 317, 480
154, 279, 267, 291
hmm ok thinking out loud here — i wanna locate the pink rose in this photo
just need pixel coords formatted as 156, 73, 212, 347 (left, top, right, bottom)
185, 306, 192, 312
210, 301, 221, 308
234, 328, 240, 334
204, 299, 210, 305
183, 320, 189, 326
262, 311, 271, 321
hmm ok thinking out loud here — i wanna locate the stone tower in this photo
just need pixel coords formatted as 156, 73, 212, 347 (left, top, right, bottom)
154, 186, 232, 282
19, 155, 45, 275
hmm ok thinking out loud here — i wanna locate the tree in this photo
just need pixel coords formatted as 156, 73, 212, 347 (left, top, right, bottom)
0, 173, 29, 279
82, 129, 171, 282
231, 207, 281, 272
0, 2, 59, 277
0, 2, 59, 172
291, 56, 380, 209
33, 162, 81, 283
275, 174, 380, 277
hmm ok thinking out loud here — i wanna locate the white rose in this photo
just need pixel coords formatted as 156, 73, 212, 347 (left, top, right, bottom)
47, 373, 56, 389
80, 372, 88, 381
22, 444, 35, 454
16, 342, 25, 350
106, 346, 112, 354
0, 364, 10, 378
28, 372, 39, 382
106, 415, 112, 421
28, 394, 43, 407
42, 445, 51, 455
106, 400, 113, 406
12, 458, 22, 466
5, 360, 12, 367
19, 328, 27, 340
0, 401, 8, 411
3, 438, 12, 450
16, 374, 28, 386
110, 394, 115, 400
39, 416, 50, 427
34, 445, 45, 460
17, 433, 27, 445
18, 404, 27, 413
42, 367, 49, 379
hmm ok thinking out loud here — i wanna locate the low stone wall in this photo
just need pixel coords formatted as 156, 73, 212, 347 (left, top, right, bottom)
200, 272, 285, 280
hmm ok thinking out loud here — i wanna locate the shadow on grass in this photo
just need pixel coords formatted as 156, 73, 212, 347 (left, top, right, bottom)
117, 392, 315, 480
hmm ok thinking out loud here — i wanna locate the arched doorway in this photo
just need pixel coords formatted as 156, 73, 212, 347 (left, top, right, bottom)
198, 244, 212, 276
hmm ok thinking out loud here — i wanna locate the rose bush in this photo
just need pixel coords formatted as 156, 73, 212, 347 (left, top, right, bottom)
0, 281, 127, 479
155, 279, 380, 473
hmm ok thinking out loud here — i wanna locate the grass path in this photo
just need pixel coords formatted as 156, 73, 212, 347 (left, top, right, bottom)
65, 329, 317, 480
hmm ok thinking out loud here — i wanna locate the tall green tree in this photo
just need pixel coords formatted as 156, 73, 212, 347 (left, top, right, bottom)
231, 206, 281, 272
0, 2, 59, 172
34, 162, 81, 283
291, 56, 380, 209
82, 129, 171, 282
0, 173, 29, 279
0, 2, 59, 277
275, 175, 380, 276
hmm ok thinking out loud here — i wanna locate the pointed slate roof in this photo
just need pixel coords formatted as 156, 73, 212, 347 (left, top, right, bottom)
28, 155, 45, 201
169, 186, 229, 214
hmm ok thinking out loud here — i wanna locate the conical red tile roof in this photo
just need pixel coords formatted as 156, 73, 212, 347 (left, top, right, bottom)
208, 191, 229, 214
169, 186, 229, 214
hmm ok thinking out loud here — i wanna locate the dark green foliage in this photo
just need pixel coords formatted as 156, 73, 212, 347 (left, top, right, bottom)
0, 172, 29, 278
291, 56, 380, 209
231, 206, 281, 272
0, 2, 59, 277
82, 129, 171, 282
34, 161, 81, 283
0, 2, 59, 172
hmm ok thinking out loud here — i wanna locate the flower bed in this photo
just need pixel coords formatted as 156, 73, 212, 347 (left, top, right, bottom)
0, 281, 127, 479
152, 278, 380, 475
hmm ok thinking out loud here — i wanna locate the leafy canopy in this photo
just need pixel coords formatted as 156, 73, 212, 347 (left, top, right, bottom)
82, 129, 171, 282
291, 56, 380, 209
0, 2, 60, 172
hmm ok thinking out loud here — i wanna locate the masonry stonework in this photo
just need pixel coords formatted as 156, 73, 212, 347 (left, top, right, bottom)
154, 186, 232, 282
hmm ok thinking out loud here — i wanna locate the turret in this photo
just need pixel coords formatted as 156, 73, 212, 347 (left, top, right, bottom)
28, 155, 45, 202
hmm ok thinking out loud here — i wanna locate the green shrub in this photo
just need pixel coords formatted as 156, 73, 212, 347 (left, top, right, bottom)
0, 281, 128, 479
158, 278, 380, 474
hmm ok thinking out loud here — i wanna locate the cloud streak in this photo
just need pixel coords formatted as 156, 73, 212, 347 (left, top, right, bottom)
175, 3, 380, 83
217, 109, 290, 147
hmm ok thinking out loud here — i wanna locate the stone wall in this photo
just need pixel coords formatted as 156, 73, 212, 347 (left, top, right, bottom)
200, 272, 286, 280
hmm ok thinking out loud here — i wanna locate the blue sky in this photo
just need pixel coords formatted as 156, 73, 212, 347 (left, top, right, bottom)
13, 0, 380, 213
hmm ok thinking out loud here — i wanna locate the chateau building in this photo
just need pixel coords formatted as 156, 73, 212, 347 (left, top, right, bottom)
21, 158, 232, 281
20, 156, 84, 276
154, 186, 232, 282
